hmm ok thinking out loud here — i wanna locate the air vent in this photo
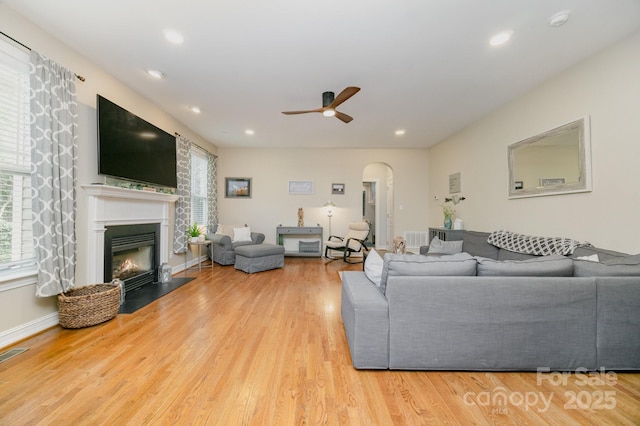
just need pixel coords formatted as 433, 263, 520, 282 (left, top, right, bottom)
0, 348, 29, 364
403, 231, 429, 248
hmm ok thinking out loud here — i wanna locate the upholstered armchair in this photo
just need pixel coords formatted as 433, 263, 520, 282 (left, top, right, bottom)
206, 224, 265, 265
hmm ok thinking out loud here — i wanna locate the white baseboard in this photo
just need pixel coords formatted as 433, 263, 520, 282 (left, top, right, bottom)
176, 255, 210, 273
0, 312, 59, 350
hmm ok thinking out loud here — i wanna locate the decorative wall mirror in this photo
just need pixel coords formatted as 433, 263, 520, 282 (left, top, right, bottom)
508, 116, 591, 199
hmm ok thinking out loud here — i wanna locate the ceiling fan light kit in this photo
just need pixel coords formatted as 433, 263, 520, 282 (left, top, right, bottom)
282, 86, 360, 123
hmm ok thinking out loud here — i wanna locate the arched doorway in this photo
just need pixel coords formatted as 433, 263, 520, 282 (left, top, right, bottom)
362, 163, 394, 251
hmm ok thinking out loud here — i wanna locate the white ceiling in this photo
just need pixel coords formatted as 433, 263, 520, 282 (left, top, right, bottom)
5, 0, 640, 149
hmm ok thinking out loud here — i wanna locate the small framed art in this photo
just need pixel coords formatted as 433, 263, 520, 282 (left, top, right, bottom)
225, 177, 252, 198
332, 183, 345, 195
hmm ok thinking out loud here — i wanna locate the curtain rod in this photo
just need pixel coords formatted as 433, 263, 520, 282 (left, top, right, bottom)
174, 132, 209, 153
1, 31, 86, 82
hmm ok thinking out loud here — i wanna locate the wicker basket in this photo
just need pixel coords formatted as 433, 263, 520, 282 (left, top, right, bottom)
57, 283, 120, 329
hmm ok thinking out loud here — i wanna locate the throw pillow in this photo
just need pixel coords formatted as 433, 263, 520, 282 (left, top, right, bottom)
215, 224, 235, 237
476, 255, 574, 277
364, 249, 384, 288
233, 226, 252, 242
428, 236, 463, 255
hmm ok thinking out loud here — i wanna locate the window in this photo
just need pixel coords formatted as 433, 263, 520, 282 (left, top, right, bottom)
190, 146, 208, 229
0, 39, 34, 274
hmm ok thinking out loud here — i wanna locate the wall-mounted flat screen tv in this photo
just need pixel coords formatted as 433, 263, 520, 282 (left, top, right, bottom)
97, 95, 177, 188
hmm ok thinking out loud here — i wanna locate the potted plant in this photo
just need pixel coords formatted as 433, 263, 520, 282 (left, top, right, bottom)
442, 203, 455, 230
188, 222, 201, 243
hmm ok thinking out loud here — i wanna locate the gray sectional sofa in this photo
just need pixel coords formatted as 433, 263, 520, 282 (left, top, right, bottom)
340, 230, 640, 371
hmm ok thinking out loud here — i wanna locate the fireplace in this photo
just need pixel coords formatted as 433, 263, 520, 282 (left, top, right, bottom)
82, 185, 178, 287
104, 223, 160, 293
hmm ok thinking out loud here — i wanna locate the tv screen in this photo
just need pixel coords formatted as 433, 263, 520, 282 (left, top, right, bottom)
97, 95, 177, 188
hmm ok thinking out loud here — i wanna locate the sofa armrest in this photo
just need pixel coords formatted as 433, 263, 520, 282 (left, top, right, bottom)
251, 232, 265, 244
341, 272, 389, 369
209, 233, 232, 247
596, 276, 640, 370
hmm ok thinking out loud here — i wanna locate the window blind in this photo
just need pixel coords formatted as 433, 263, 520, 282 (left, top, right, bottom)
0, 39, 34, 270
190, 146, 208, 230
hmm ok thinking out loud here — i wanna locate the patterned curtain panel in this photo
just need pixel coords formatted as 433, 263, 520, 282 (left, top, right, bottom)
173, 135, 191, 254
207, 152, 218, 227
29, 51, 78, 297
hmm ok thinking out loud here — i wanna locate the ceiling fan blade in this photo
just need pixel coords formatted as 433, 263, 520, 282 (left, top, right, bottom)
329, 86, 360, 109
335, 111, 353, 123
281, 108, 323, 115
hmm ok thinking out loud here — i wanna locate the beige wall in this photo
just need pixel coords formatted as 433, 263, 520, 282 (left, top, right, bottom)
216, 148, 429, 247
428, 30, 640, 254
0, 5, 217, 346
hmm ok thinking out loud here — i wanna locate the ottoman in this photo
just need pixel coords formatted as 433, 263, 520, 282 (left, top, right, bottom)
234, 244, 285, 274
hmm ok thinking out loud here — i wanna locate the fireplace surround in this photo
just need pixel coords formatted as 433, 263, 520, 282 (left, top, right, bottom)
82, 185, 179, 286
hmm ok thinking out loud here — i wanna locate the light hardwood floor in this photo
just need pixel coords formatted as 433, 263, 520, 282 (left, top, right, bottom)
1, 258, 639, 425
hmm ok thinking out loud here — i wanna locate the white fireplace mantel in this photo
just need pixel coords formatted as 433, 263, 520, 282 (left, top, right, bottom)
82, 184, 179, 284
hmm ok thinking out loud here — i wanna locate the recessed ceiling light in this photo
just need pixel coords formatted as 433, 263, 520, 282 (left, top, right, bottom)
147, 69, 166, 79
245, 129, 254, 135
548, 10, 571, 27
189, 106, 201, 114
163, 29, 184, 45
489, 30, 513, 46
395, 129, 406, 136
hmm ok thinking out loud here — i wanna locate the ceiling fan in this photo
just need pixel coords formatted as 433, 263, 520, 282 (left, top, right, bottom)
281, 86, 361, 123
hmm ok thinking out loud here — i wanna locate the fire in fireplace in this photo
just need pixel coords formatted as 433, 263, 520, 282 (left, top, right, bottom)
104, 223, 160, 293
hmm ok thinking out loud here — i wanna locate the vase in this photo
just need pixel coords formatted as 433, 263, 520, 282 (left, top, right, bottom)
444, 216, 452, 230
190, 237, 199, 243
198, 234, 206, 242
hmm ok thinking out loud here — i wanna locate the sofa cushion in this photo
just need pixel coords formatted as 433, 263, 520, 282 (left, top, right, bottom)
574, 254, 640, 277
364, 249, 384, 288
605, 254, 640, 266
379, 252, 477, 295
570, 246, 631, 262
462, 230, 499, 259
427, 236, 463, 255
477, 255, 574, 277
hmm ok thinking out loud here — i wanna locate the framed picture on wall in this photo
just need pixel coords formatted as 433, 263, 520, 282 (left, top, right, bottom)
225, 177, 252, 198
288, 180, 314, 195
332, 183, 345, 195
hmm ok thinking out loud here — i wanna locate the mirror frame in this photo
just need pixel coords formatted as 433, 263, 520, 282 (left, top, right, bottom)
508, 116, 592, 199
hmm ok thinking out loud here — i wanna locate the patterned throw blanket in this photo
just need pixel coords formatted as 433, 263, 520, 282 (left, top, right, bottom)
487, 229, 590, 256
